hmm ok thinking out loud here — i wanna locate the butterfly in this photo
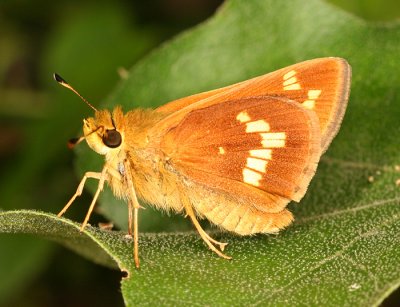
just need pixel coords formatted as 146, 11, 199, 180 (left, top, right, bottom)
54, 57, 351, 267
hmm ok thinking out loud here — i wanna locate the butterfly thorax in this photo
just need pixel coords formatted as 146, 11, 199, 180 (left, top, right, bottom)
83, 106, 181, 210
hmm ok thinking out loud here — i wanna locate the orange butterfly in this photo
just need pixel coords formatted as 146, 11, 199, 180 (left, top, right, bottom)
55, 57, 351, 267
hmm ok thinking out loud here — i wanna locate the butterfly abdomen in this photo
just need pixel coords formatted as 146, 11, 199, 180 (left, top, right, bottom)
188, 185, 294, 235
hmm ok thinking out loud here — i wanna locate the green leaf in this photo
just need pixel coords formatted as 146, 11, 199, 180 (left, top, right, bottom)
2, 0, 400, 306
0, 236, 52, 306
0, 210, 119, 269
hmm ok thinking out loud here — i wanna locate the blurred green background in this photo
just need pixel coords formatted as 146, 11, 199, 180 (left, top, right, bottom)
0, 0, 399, 306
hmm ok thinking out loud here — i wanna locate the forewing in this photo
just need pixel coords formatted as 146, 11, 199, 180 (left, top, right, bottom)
156, 57, 350, 152
161, 96, 321, 213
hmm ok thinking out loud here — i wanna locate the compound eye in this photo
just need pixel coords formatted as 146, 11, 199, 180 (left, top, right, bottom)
102, 129, 122, 148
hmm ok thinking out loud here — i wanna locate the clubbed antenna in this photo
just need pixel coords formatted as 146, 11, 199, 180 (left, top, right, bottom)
67, 136, 85, 149
53, 73, 98, 112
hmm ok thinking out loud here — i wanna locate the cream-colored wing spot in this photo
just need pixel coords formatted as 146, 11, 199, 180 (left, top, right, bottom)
283, 77, 298, 86
236, 111, 251, 123
262, 139, 285, 148
308, 89, 322, 99
249, 149, 272, 160
261, 132, 286, 140
261, 132, 286, 148
303, 89, 322, 110
246, 157, 268, 173
241, 120, 286, 187
218, 147, 226, 155
246, 120, 270, 133
302, 100, 315, 109
283, 70, 301, 90
283, 70, 296, 80
242, 168, 262, 186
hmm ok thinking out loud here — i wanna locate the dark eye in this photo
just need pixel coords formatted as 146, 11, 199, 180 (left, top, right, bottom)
102, 129, 122, 148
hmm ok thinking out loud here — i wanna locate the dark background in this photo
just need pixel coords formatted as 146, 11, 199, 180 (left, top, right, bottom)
1, 0, 399, 306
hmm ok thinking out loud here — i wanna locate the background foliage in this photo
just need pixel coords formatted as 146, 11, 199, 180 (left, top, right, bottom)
1, 0, 400, 306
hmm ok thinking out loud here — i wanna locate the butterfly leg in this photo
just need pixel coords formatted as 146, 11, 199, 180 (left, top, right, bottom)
124, 159, 141, 268
80, 167, 108, 231
180, 191, 231, 260
133, 206, 139, 268
201, 231, 228, 252
127, 198, 140, 268
58, 171, 103, 218
127, 200, 133, 236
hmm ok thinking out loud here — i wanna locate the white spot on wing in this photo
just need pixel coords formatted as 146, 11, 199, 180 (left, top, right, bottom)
284, 83, 301, 91
218, 147, 225, 154
261, 132, 286, 148
243, 168, 262, 186
240, 118, 287, 185
283, 70, 301, 90
249, 149, 272, 160
308, 89, 322, 99
283, 76, 297, 86
303, 100, 315, 109
246, 120, 270, 133
283, 70, 296, 80
262, 139, 285, 148
246, 157, 268, 173
261, 132, 286, 140
236, 111, 251, 123
302, 89, 321, 110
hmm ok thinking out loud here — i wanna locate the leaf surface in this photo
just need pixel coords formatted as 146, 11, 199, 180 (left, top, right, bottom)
2, 0, 400, 306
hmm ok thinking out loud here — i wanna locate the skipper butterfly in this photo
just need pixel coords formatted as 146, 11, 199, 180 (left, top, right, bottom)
54, 57, 351, 268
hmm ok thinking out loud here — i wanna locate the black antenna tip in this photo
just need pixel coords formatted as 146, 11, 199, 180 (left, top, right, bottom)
67, 137, 79, 149
53, 73, 67, 84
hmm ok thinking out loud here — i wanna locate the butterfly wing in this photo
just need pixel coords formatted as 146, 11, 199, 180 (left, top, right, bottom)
160, 96, 321, 213
156, 57, 350, 152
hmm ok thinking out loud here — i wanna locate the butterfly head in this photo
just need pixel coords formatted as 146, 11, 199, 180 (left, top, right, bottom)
83, 107, 124, 155
53, 73, 125, 155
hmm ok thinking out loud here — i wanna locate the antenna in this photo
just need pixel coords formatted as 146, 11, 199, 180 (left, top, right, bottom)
66, 126, 103, 149
67, 136, 85, 149
53, 73, 98, 112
